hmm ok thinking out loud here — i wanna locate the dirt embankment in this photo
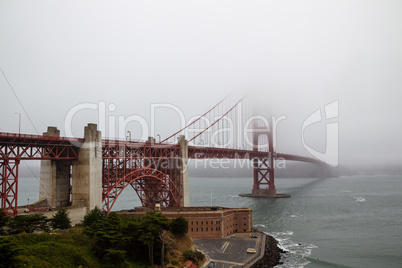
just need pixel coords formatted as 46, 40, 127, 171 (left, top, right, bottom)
165, 232, 205, 267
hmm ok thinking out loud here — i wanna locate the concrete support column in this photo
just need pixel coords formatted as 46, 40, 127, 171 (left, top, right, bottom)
72, 124, 102, 210
178, 135, 189, 207
147, 137, 155, 144
40, 127, 71, 208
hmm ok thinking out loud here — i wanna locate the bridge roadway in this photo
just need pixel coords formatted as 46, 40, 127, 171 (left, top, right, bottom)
0, 132, 324, 164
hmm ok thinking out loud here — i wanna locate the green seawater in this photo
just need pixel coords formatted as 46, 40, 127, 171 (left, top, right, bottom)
19, 174, 402, 267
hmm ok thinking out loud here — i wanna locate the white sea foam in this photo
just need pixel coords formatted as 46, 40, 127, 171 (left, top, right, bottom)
265, 231, 317, 268
290, 213, 303, 218
353, 196, 366, 202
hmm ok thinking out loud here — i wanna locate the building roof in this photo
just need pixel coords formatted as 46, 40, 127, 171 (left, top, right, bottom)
124, 206, 251, 213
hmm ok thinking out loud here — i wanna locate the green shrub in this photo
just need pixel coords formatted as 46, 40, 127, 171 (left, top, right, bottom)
81, 206, 106, 227
183, 249, 204, 263
104, 249, 127, 266
7, 213, 49, 234
0, 209, 9, 235
170, 217, 188, 236
0, 236, 18, 268
13, 255, 52, 268
10, 235, 92, 268
50, 208, 72, 230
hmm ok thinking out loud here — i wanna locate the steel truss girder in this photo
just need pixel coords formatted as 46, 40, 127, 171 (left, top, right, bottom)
0, 143, 79, 160
0, 160, 19, 215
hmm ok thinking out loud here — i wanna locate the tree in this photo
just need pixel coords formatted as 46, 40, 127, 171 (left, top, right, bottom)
84, 212, 128, 264
138, 230, 155, 266
7, 214, 49, 234
81, 206, 106, 227
159, 230, 174, 268
0, 209, 10, 235
170, 216, 188, 236
137, 211, 170, 266
0, 237, 18, 267
50, 208, 71, 230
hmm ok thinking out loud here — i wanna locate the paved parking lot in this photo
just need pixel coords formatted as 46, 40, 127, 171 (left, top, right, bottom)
194, 233, 262, 268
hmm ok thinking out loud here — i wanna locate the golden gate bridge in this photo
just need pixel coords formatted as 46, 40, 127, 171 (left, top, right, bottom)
0, 95, 330, 216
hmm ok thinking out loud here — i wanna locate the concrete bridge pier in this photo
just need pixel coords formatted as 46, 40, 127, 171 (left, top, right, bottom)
40, 127, 71, 208
40, 124, 103, 210
71, 124, 102, 210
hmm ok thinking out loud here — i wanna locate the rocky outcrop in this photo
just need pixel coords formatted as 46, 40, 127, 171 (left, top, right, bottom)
252, 234, 285, 268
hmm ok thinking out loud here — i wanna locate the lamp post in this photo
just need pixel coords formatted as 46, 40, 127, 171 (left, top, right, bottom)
127, 131, 131, 141
157, 134, 161, 143
15, 112, 21, 135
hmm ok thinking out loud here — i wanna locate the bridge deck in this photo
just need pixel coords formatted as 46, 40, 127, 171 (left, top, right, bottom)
0, 132, 324, 164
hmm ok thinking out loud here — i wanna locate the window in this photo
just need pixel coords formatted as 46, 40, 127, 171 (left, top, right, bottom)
196, 221, 198, 225
206, 227, 208, 231
244, 217, 246, 220
191, 228, 193, 232
244, 223, 246, 225
201, 221, 203, 225
244, 229, 246, 232
201, 227, 203, 231
196, 228, 198, 231
191, 221, 193, 225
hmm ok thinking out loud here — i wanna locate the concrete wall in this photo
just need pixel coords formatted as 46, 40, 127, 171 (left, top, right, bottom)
42, 207, 88, 226
72, 124, 102, 210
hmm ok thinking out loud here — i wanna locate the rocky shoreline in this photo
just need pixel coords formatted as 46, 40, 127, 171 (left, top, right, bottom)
252, 234, 285, 268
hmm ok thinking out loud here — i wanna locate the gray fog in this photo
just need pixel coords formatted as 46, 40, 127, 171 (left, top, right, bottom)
1, 1, 401, 169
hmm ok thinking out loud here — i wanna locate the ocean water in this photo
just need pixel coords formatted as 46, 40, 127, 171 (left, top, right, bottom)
18, 175, 402, 267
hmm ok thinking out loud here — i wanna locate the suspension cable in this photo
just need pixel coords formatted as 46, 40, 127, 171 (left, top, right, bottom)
160, 96, 227, 143
189, 95, 246, 143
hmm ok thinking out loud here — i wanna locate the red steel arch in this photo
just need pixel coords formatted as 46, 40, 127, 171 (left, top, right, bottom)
102, 167, 181, 213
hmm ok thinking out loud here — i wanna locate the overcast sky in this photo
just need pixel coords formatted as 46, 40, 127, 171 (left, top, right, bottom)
1, 0, 401, 167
